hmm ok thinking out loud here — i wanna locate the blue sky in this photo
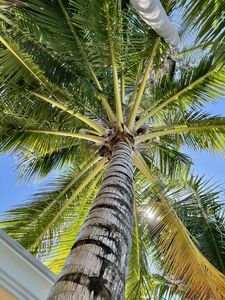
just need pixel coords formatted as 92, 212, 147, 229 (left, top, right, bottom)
0, 100, 225, 213
184, 100, 225, 186
0, 154, 37, 212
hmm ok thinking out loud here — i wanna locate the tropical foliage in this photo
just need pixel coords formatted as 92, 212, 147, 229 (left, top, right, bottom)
0, 0, 225, 299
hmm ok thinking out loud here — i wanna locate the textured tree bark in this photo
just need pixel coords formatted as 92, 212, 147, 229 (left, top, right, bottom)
48, 140, 134, 300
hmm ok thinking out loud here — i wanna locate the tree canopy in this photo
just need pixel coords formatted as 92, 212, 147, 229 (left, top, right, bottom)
0, 0, 225, 299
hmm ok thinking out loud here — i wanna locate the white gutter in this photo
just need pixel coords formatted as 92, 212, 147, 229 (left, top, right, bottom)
131, 0, 180, 47
0, 229, 56, 300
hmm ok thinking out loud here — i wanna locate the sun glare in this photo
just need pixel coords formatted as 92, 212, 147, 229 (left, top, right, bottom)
145, 209, 156, 220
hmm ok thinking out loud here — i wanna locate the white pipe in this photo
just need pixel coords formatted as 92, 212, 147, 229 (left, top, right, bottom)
131, 0, 180, 47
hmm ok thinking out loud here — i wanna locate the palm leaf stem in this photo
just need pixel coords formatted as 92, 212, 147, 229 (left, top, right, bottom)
0, 12, 12, 24
0, 12, 79, 81
104, 0, 123, 127
134, 192, 141, 280
25, 129, 104, 143
118, 2, 125, 107
127, 38, 159, 129
45, 172, 103, 273
77, 101, 108, 127
0, 34, 73, 112
99, 94, 117, 124
24, 156, 101, 249
121, 69, 125, 105
29, 157, 108, 251
135, 123, 225, 144
148, 124, 189, 131
68, 172, 103, 241
135, 68, 221, 129
127, 60, 144, 113
80, 129, 103, 136
57, 156, 101, 198
0, 13, 95, 124
57, 0, 115, 123
0, 35, 47, 87
132, 150, 158, 187
177, 43, 212, 57
56, 0, 100, 88
31, 92, 105, 135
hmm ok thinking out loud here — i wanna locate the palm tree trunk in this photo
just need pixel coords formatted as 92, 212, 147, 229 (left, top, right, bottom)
48, 140, 134, 300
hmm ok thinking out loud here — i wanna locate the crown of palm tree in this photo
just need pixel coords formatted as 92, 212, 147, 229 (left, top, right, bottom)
0, 0, 225, 299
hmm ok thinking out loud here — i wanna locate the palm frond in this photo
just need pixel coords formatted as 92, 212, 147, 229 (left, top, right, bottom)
132, 150, 225, 300
126, 195, 153, 299
151, 273, 185, 300
0, 11, 82, 89
17, 143, 89, 182
174, 175, 225, 273
25, 129, 104, 143
44, 173, 103, 273
103, 0, 123, 126
181, 0, 225, 45
0, 34, 49, 89
0, 157, 107, 254
57, 0, 115, 122
127, 37, 159, 129
136, 56, 225, 129
32, 92, 106, 134
136, 113, 225, 154
0, 1, 224, 297
142, 142, 191, 180
0, 2, 116, 122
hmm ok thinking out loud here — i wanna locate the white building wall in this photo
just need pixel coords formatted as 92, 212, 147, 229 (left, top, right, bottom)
0, 230, 56, 300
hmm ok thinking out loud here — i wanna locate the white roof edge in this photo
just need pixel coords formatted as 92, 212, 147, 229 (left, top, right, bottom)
0, 229, 57, 283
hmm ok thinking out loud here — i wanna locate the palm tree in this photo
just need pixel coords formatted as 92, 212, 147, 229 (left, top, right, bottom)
0, 0, 225, 299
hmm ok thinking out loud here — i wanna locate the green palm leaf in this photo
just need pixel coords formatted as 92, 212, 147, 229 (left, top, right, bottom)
0, 0, 225, 298
136, 112, 225, 153
181, 0, 225, 45
125, 195, 153, 299
1, 157, 107, 253
133, 151, 225, 299
44, 173, 103, 273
